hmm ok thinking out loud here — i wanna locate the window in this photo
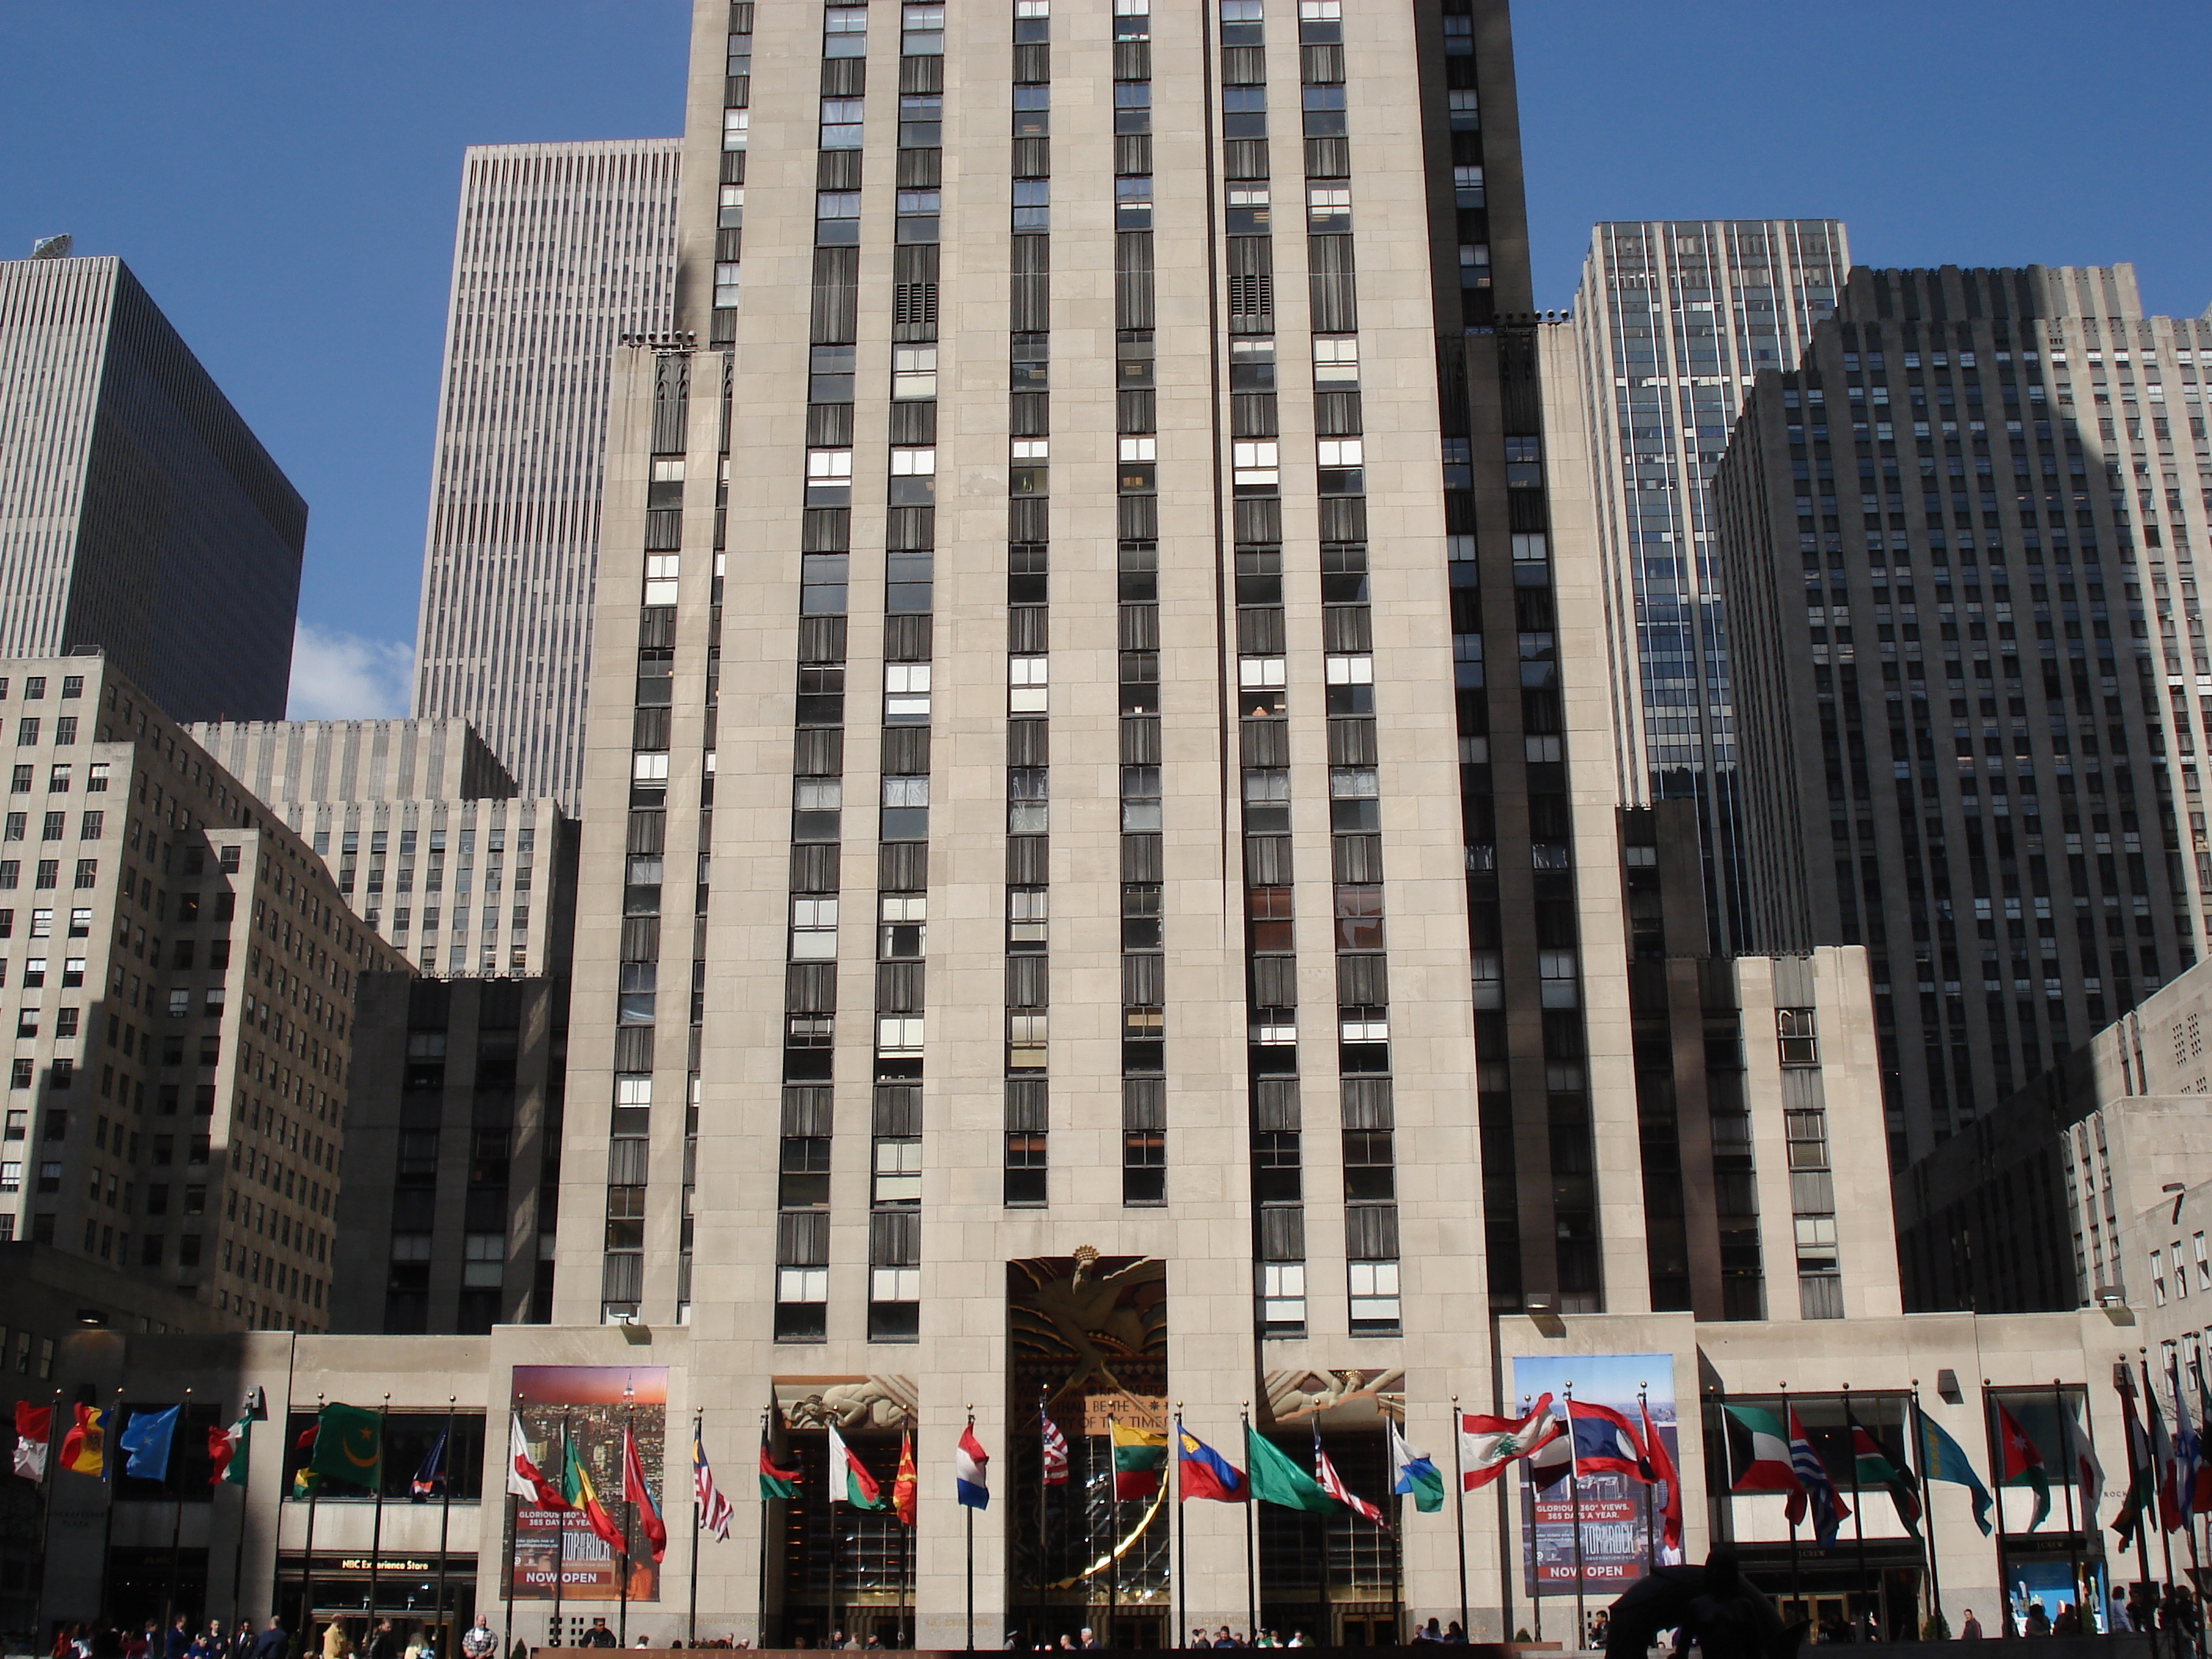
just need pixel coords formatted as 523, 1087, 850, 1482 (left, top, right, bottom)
791, 896, 838, 960
1259, 1262, 1306, 1328
873, 1139, 921, 1205
1008, 887, 1047, 947
46, 766, 68, 793
2153, 1248, 2168, 1306
1307, 185, 1351, 232
72, 859, 95, 890
1778, 1008, 1819, 1066
892, 346, 938, 401
877, 1016, 925, 1055
778, 1266, 829, 1303
1313, 336, 1359, 387
86, 764, 108, 793
880, 893, 926, 959
1005, 1133, 1048, 1206
819, 97, 865, 147
1232, 441, 1280, 487
1348, 1260, 1401, 1328
14, 720, 34, 746
1009, 657, 1048, 714
1013, 179, 1050, 231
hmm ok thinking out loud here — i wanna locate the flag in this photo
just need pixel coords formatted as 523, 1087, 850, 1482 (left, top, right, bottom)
309, 1403, 383, 1489
13, 1402, 50, 1482
510, 1419, 564, 1508
411, 1427, 449, 1500
563, 1430, 625, 1551
290, 1422, 322, 1500
1782, 1408, 1850, 1549
1994, 1402, 2050, 1532
956, 1424, 990, 1511
1314, 1426, 1387, 1527
1243, 1425, 1336, 1514
2194, 1378, 2212, 1517
1846, 1412, 1921, 1536
1459, 1396, 1562, 1492
2068, 1409, 2104, 1523
1719, 1404, 1800, 1494
827, 1424, 884, 1509
623, 1426, 668, 1562
60, 1404, 108, 1478
1110, 1421, 1166, 1501
209, 1413, 251, 1488
694, 1426, 734, 1540
1039, 1407, 1070, 1487
758, 1424, 801, 1503
2168, 1367, 2200, 1531
1640, 1397, 1682, 1555
1917, 1413, 1994, 1536
891, 1431, 918, 1525
1527, 1419, 1574, 1492
2114, 1385, 2154, 1550
1176, 1427, 1246, 1503
1388, 1423, 1443, 1514
2148, 1381, 2182, 1535
1562, 1400, 1648, 1481
120, 1405, 181, 1482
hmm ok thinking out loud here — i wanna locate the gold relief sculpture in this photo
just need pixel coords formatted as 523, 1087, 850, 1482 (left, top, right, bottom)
1009, 1246, 1167, 1404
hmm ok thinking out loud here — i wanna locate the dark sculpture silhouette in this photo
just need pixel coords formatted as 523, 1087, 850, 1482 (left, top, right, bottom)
1602, 1549, 1809, 1659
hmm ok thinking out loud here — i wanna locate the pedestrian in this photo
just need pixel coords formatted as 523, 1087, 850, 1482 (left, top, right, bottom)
250, 1621, 287, 1659
1079, 1633, 1097, 1651
2025, 1602, 2050, 1638
1959, 1609, 1982, 1640
580, 1623, 618, 1651
2109, 1591, 2133, 1633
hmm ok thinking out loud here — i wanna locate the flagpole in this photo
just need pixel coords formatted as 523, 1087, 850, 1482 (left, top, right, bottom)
1909, 1385, 1943, 1638
229, 1405, 254, 1628
1843, 1384, 1870, 1634
1240, 1407, 1256, 1646
165, 1387, 194, 1636
2169, 1361, 2206, 1643
755, 1408, 771, 1650
1977, 1382, 2011, 1637
1173, 1407, 1186, 1654
554, 1410, 568, 1647
1523, 1393, 1541, 1647
434, 1394, 456, 1655
1639, 1386, 1656, 1578
1449, 1394, 1468, 1641
2117, 1366, 2151, 1620
2053, 1379, 2082, 1626
1108, 1414, 1119, 1648
1040, 1389, 1053, 1643
31, 1386, 60, 1646
965, 1404, 976, 1654
1563, 1383, 1585, 1649
688, 1411, 701, 1648
98, 1387, 120, 1624
502, 1396, 518, 1659
2143, 1353, 2177, 1611
1782, 1383, 1801, 1628
298, 1393, 324, 1659
620, 1387, 634, 1649
368, 1395, 393, 1633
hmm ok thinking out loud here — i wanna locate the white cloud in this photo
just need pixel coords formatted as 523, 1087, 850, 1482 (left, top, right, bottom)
287, 623, 414, 720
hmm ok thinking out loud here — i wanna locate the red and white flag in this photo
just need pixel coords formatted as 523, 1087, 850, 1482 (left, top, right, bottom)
1039, 1406, 1069, 1487
507, 1417, 562, 1507
1459, 1394, 1562, 1492
1314, 1427, 1388, 1528
693, 1423, 734, 1541
13, 1401, 50, 1482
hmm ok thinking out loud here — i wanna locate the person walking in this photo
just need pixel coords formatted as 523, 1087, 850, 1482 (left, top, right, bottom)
1958, 1610, 1983, 1640
458, 1619, 496, 1659
250, 1621, 287, 1659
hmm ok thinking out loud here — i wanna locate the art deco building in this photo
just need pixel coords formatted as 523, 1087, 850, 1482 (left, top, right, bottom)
0, 255, 305, 721
1717, 264, 2212, 1170
0, 654, 409, 1331
186, 717, 580, 979
411, 141, 684, 810
1565, 220, 1848, 951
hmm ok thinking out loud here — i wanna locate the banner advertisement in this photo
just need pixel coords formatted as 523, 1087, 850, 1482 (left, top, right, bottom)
1511, 1353, 1680, 1597
509, 1364, 668, 1602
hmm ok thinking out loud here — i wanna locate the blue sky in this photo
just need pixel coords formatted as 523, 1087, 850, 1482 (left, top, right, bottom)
4, 2, 2207, 718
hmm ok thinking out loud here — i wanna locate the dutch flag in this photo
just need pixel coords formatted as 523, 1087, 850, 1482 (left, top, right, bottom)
956, 1423, 991, 1510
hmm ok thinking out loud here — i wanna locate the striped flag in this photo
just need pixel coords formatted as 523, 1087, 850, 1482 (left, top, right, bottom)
693, 1424, 733, 1540
1313, 1424, 1388, 1528
1039, 1406, 1069, 1487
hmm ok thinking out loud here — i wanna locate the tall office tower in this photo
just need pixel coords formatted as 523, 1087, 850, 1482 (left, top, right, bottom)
411, 141, 683, 810
0, 255, 305, 721
551, 0, 1895, 1642
186, 717, 580, 977
1567, 221, 1848, 951
0, 655, 409, 1329
1719, 264, 2212, 1173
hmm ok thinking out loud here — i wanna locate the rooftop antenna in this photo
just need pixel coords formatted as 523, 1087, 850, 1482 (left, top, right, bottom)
29, 235, 73, 259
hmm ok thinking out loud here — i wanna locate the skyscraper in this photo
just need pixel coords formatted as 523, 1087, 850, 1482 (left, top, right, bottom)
544, 0, 1895, 1639
1565, 221, 1848, 951
411, 140, 683, 810
0, 255, 305, 721
1718, 263, 2212, 1169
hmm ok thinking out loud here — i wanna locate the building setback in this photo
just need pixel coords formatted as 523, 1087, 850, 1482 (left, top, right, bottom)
0, 655, 409, 1331
1717, 265, 2212, 1171
1566, 220, 1848, 953
411, 141, 684, 811
0, 255, 306, 722
188, 718, 580, 979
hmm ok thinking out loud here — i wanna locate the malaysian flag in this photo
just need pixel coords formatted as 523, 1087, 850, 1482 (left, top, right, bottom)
694, 1423, 734, 1541
1040, 1405, 1069, 1486
1313, 1424, 1388, 1528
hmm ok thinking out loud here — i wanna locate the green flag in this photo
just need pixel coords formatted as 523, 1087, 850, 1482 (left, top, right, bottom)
309, 1404, 383, 1489
1243, 1426, 1337, 1514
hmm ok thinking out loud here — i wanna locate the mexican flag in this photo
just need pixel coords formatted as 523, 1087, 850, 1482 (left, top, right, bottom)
827, 1425, 884, 1509
1720, 1404, 1800, 1493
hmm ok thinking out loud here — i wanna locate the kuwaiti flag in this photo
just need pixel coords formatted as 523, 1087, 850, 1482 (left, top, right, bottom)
956, 1423, 991, 1510
13, 1401, 50, 1482
1459, 1395, 1562, 1492
828, 1424, 885, 1509
1388, 1423, 1443, 1514
1313, 1425, 1387, 1527
1719, 1404, 1801, 1494
508, 1418, 564, 1508
1562, 1400, 1648, 1481
1782, 1408, 1850, 1548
